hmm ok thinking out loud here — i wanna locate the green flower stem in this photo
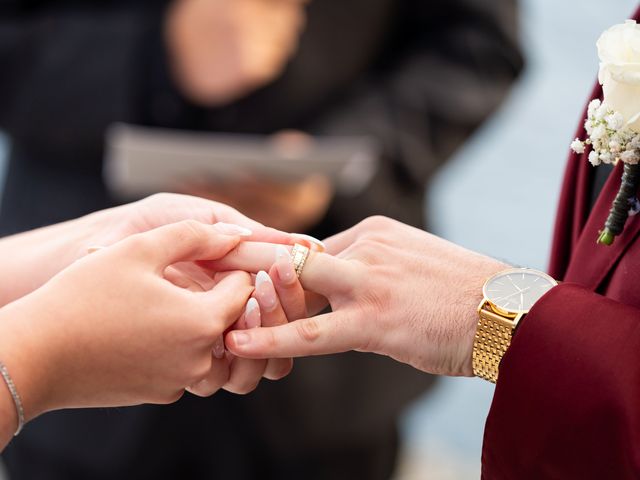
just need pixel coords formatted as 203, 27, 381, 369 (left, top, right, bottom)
598, 163, 640, 246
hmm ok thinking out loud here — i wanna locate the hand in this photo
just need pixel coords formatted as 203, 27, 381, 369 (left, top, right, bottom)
216, 217, 507, 377
0, 221, 256, 434
0, 193, 293, 307
166, 0, 307, 105
183, 175, 333, 233
104, 192, 293, 245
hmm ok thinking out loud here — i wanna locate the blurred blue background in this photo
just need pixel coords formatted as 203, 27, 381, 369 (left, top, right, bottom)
0, 1, 637, 478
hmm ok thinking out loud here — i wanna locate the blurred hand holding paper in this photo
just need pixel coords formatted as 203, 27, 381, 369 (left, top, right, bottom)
104, 123, 380, 200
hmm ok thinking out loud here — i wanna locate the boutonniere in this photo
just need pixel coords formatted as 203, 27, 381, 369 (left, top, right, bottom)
572, 20, 640, 246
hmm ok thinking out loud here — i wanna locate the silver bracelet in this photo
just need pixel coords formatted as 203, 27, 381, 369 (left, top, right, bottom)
0, 361, 25, 436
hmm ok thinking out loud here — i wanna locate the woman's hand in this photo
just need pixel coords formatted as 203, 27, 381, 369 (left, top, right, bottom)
216, 217, 507, 377
0, 220, 258, 443
221, 246, 307, 393
0, 193, 292, 307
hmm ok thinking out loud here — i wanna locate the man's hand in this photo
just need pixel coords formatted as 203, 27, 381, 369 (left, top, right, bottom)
215, 217, 507, 377
166, 0, 307, 106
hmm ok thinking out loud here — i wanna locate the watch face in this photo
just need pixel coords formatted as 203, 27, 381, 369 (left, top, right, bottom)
483, 268, 557, 314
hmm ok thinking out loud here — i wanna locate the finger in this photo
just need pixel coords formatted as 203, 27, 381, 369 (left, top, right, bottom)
254, 270, 295, 380
187, 356, 230, 398
127, 220, 243, 270
270, 255, 306, 319
163, 265, 206, 292
223, 355, 267, 395
204, 271, 254, 332
224, 299, 268, 392
215, 208, 294, 246
226, 310, 363, 359
204, 242, 359, 298
263, 358, 293, 381
255, 271, 290, 323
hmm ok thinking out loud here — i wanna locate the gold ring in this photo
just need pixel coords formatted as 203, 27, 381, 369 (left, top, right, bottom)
290, 243, 310, 278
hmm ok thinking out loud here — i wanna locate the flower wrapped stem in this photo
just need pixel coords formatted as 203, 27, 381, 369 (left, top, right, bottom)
598, 163, 640, 245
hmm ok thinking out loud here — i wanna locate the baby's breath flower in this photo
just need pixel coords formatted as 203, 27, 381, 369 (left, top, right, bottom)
609, 140, 621, 152
585, 119, 594, 135
571, 139, 585, 154
588, 99, 602, 118
606, 112, 625, 130
599, 151, 613, 164
591, 124, 607, 140
589, 150, 601, 166
595, 103, 609, 121
621, 149, 640, 164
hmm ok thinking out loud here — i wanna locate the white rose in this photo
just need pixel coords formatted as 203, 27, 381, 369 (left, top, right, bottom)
597, 20, 640, 132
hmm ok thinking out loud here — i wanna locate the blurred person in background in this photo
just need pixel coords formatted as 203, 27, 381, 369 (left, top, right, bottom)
0, 0, 523, 479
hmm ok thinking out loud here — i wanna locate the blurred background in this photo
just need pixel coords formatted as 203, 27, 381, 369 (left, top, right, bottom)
0, 0, 637, 479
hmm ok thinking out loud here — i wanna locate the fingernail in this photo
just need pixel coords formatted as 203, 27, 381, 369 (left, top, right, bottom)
255, 271, 278, 312
275, 246, 296, 285
245, 298, 261, 329
291, 233, 326, 252
213, 222, 253, 237
213, 336, 225, 359
232, 331, 250, 347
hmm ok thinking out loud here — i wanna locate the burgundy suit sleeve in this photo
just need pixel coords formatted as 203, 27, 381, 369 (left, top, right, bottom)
481, 283, 640, 479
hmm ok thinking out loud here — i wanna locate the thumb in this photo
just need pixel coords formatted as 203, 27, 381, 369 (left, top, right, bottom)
129, 220, 242, 270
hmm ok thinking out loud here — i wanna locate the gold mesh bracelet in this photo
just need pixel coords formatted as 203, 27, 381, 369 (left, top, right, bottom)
472, 306, 516, 384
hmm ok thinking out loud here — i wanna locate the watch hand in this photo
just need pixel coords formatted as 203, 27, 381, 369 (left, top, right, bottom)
519, 292, 524, 308
507, 275, 524, 293
495, 287, 531, 303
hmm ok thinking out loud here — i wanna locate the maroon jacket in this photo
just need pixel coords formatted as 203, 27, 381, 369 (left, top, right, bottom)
481, 10, 640, 479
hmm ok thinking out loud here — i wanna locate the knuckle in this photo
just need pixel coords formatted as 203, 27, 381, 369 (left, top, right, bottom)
178, 219, 206, 241
296, 318, 322, 344
146, 192, 171, 204
362, 215, 394, 231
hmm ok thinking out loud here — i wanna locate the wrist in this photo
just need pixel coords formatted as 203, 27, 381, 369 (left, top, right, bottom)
458, 259, 510, 377
0, 296, 59, 423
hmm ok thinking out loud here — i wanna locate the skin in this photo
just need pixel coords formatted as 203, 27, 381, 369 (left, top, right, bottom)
0, 194, 296, 450
217, 216, 509, 377
167, 0, 308, 106
0, 221, 252, 449
0, 192, 291, 307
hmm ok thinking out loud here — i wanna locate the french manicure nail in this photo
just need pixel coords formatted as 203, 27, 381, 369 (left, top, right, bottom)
255, 271, 278, 312
291, 233, 326, 252
232, 331, 250, 346
213, 336, 225, 359
245, 298, 261, 329
213, 222, 253, 237
275, 245, 297, 285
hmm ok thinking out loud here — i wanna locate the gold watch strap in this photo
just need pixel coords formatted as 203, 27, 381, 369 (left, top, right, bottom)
472, 304, 516, 383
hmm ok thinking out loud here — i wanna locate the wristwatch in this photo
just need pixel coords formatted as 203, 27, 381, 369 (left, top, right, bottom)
473, 268, 558, 383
